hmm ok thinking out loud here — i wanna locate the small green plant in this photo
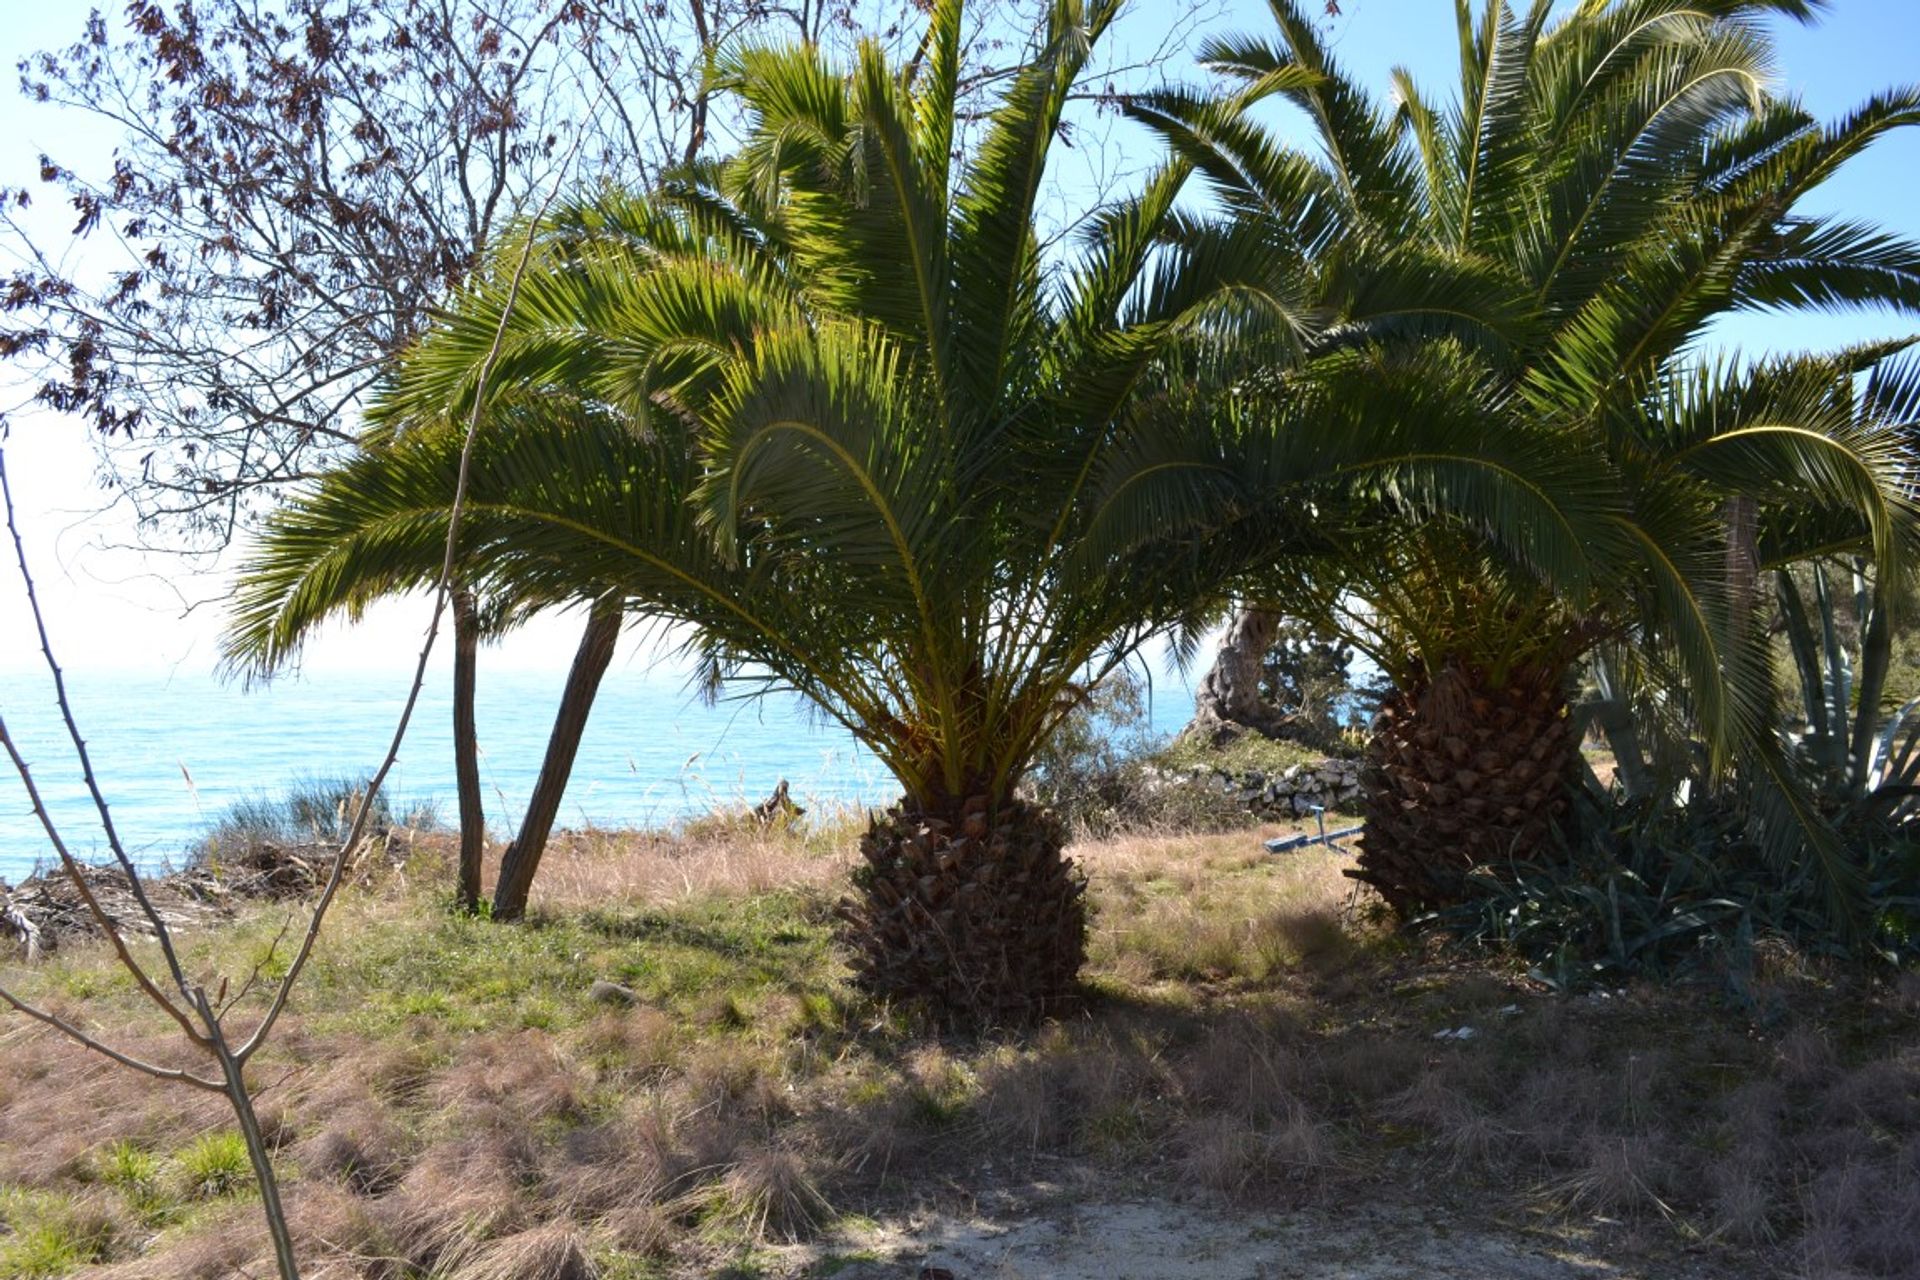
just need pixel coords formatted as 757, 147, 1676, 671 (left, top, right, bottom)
92, 1141, 176, 1224
0, 1222, 92, 1279
94, 1141, 160, 1192
177, 1131, 253, 1200
0, 1191, 110, 1279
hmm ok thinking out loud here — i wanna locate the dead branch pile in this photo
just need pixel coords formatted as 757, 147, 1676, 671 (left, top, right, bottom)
0, 834, 408, 959
0, 863, 224, 961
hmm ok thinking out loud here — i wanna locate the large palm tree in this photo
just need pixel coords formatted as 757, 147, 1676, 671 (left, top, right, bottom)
1130, 0, 1920, 916
226, 0, 1630, 1024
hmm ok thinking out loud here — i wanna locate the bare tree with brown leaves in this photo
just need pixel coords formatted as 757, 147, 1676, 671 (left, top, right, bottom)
0, 122, 559, 1275
0, 0, 895, 539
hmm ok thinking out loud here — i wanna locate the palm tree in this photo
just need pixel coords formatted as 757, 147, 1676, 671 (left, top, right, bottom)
1130, 0, 1920, 915
226, 0, 1637, 1023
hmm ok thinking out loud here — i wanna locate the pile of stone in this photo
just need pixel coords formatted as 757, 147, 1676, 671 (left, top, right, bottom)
1140, 756, 1365, 819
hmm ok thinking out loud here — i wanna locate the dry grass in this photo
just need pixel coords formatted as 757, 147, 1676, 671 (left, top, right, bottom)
1082, 827, 1371, 988
1, 815, 1917, 1279
699, 1147, 833, 1245
512, 812, 861, 914
441, 1224, 598, 1280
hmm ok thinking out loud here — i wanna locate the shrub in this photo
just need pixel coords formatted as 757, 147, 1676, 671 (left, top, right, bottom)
1027, 672, 1254, 837
1257, 616, 1389, 753
196, 774, 441, 864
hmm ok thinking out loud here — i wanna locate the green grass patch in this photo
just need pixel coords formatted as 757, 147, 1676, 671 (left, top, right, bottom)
1152, 732, 1328, 776
89, 1141, 179, 1226
0, 1189, 109, 1279
291, 888, 845, 1041
174, 1132, 251, 1201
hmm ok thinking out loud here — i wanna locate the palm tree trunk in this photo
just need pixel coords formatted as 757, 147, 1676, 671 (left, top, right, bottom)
1723, 496, 1760, 627
491, 601, 622, 922
1353, 659, 1577, 915
1183, 606, 1287, 745
452, 587, 486, 914
837, 794, 1086, 1029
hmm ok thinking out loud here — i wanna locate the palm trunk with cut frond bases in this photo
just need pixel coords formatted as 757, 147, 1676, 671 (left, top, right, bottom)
1354, 661, 1577, 915
837, 796, 1085, 1028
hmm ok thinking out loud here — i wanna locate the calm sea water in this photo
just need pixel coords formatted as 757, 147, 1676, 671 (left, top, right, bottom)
0, 661, 1193, 884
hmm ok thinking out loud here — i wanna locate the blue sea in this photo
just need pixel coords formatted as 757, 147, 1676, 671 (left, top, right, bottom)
0, 660, 1195, 884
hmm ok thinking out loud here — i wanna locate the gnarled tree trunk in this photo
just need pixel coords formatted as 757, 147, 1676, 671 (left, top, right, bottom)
491, 601, 622, 921
1183, 606, 1288, 745
452, 587, 486, 914
837, 795, 1086, 1029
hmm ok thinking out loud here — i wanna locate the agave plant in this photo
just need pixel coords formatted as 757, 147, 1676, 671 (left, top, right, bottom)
1777, 557, 1920, 821
1130, 0, 1920, 916
226, 0, 1629, 1024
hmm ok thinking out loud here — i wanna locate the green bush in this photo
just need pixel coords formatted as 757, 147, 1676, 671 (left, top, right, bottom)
1027, 673, 1252, 837
195, 774, 440, 862
1257, 616, 1389, 752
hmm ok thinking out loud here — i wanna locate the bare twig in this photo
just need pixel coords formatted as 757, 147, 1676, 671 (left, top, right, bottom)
231, 149, 582, 1067
0, 466, 207, 1046
0, 55, 598, 1278
0, 982, 222, 1089
1, 453, 196, 976
221, 915, 296, 1019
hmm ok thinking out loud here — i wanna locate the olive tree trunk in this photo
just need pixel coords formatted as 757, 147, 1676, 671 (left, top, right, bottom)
1182, 606, 1287, 745
491, 601, 622, 921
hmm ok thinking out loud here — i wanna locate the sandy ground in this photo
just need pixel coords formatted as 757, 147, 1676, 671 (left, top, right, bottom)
806, 1195, 1739, 1280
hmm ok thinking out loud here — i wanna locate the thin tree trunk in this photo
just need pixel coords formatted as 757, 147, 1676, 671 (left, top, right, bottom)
491, 600, 622, 921
1723, 495, 1759, 633
683, 0, 710, 167
1848, 559, 1892, 795
1182, 606, 1286, 744
194, 989, 299, 1279
452, 587, 486, 914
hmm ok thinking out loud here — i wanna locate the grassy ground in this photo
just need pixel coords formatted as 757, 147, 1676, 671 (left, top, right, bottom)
0, 814, 1916, 1279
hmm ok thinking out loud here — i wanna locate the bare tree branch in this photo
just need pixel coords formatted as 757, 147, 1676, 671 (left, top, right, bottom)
0, 0, 968, 550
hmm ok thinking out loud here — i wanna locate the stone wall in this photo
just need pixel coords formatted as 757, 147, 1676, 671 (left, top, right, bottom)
1140, 756, 1363, 819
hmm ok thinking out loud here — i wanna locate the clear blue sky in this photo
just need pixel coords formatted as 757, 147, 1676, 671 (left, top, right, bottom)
0, 0, 1916, 677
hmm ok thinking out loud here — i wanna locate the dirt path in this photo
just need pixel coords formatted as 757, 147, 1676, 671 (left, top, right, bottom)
812, 1197, 1741, 1280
